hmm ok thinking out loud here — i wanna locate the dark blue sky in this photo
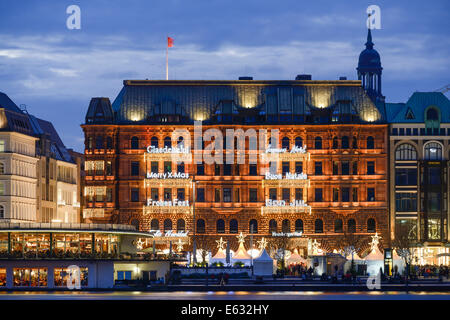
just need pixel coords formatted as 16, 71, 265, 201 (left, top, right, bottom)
0, 0, 449, 151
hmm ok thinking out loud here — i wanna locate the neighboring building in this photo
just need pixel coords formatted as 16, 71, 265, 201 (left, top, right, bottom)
81, 30, 389, 254
0, 92, 81, 223
387, 91, 450, 265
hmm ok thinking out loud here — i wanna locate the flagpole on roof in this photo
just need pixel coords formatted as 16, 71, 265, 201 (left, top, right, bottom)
166, 35, 169, 80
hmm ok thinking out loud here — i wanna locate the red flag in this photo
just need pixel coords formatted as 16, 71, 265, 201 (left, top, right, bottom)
167, 37, 174, 48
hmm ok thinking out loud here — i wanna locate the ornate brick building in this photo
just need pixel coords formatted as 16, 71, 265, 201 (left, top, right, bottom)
81, 30, 389, 255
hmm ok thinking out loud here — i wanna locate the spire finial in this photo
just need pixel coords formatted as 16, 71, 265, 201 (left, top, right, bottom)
366, 13, 374, 49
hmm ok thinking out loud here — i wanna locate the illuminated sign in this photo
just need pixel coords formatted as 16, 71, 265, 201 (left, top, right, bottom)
146, 198, 190, 207
265, 199, 308, 207
150, 230, 189, 237
146, 172, 190, 179
272, 231, 303, 237
146, 145, 190, 154
265, 145, 307, 154
265, 172, 307, 180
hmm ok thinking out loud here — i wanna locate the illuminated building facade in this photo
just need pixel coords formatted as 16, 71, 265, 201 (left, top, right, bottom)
82, 77, 389, 254
388, 91, 450, 265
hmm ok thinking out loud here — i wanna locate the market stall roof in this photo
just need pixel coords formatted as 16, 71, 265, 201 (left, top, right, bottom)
364, 248, 384, 261
255, 249, 273, 262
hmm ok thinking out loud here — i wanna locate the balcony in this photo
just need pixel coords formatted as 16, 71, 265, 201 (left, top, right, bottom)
83, 208, 105, 218
262, 199, 312, 214
145, 172, 192, 187
262, 172, 310, 188
262, 146, 310, 162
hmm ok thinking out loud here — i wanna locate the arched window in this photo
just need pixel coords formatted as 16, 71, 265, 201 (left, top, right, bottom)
0, 205, 3, 218
177, 219, 185, 232
426, 107, 439, 121
295, 219, 303, 233
332, 137, 338, 149
367, 218, 376, 233
216, 219, 225, 233
282, 137, 290, 149
0, 163, 4, 174
130, 219, 140, 230
151, 136, 159, 148
347, 219, 356, 233
177, 136, 184, 148
395, 144, 417, 161
314, 219, 323, 233
131, 136, 139, 149
177, 162, 185, 173
229, 219, 238, 234
341, 136, 349, 149
150, 219, 159, 231
164, 137, 172, 148
196, 219, 205, 234
282, 219, 290, 233
95, 136, 103, 149
106, 136, 113, 149
269, 219, 277, 233
164, 219, 172, 232
424, 142, 443, 160
295, 137, 303, 148
367, 136, 374, 149
314, 137, 322, 149
249, 219, 258, 233
334, 219, 343, 233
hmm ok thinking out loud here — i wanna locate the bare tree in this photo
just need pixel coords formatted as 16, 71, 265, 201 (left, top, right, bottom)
336, 231, 363, 274
392, 222, 416, 285
267, 235, 293, 270
194, 234, 210, 266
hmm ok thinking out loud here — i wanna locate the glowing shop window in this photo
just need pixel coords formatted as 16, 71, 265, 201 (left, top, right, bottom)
0, 268, 5, 286
54, 267, 88, 287
13, 268, 48, 287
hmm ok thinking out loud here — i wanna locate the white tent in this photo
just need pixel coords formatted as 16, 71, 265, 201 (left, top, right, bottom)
392, 249, 405, 274
232, 242, 252, 266
365, 247, 384, 276
210, 248, 227, 265
253, 249, 275, 276
287, 249, 307, 265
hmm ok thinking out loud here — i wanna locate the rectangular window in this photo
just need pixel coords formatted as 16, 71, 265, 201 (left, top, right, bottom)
106, 188, 113, 202
131, 161, 139, 176
367, 161, 375, 175
352, 188, 358, 202
395, 168, 417, 186
395, 193, 417, 212
295, 188, 303, 200
249, 164, 257, 176
13, 268, 48, 287
315, 162, 322, 175
215, 189, 220, 202
151, 162, 158, 174
269, 162, 277, 174
333, 188, 339, 202
0, 140, 4, 152
249, 188, 258, 202
342, 187, 350, 202
234, 164, 240, 176
269, 188, 277, 200
333, 162, 339, 175
234, 188, 240, 202
0, 182, 4, 195
196, 163, 204, 175
282, 188, 290, 202
151, 188, 158, 201
164, 188, 171, 201
342, 161, 350, 175
223, 188, 232, 202
282, 162, 290, 174
223, 164, 232, 176
54, 267, 88, 287
164, 161, 171, 174
0, 268, 5, 286
367, 188, 375, 201
315, 188, 323, 202
131, 188, 139, 202
215, 164, 221, 176
352, 161, 358, 175
196, 188, 205, 202
177, 188, 185, 201
295, 162, 303, 174
106, 161, 113, 176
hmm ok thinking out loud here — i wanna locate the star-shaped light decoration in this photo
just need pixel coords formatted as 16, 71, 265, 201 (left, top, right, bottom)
135, 238, 144, 250
257, 237, 268, 250
215, 237, 226, 250
369, 232, 381, 252
236, 232, 246, 245
176, 239, 184, 252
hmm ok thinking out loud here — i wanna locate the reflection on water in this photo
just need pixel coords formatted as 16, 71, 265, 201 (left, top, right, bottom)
0, 291, 449, 300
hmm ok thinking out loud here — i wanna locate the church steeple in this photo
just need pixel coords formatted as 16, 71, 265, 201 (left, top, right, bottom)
357, 28, 384, 103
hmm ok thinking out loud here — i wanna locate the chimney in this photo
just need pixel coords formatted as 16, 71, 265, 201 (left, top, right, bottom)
238, 76, 253, 80
295, 74, 312, 80
339, 76, 347, 80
